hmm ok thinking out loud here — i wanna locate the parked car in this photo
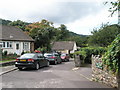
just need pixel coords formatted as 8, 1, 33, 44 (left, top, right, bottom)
44, 53, 62, 65
15, 53, 49, 70
61, 53, 70, 62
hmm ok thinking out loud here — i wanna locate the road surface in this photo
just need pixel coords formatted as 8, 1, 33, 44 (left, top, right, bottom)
2, 59, 112, 88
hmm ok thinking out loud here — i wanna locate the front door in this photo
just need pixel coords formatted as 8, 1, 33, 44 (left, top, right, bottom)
15, 42, 21, 55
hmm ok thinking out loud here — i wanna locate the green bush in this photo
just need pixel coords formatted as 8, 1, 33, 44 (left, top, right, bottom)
37, 47, 47, 53
102, 34, 120, 75
21, 51, 31, 55
2, 53, 18, 60
74, 47, 107, 64
70, 53, 74, 58
3, 51, 8, 56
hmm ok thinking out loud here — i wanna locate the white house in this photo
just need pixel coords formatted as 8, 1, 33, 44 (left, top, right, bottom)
0, 25, 34, 55
52, 41, 77, 54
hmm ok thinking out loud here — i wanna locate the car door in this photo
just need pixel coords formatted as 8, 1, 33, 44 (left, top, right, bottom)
37, 54, 44, 67
40, 54, 46, 66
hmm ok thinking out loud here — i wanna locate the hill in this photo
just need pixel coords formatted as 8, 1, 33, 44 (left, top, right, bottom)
0, 19, 12, 25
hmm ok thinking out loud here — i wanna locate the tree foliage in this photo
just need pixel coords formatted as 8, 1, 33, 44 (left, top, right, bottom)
25, 19, 55, 50
105, 0, 120, 16
88, 24, 120, 47
25, 19, 88, 50
9, 20, 30, 31
0, 19, 12, 25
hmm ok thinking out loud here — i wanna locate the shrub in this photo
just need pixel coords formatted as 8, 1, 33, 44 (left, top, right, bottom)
37, 47, 47, 54
70, 53, 74, 58
102, 34, 120, 75
3, 51, 8, 56
74, 47, 107, 64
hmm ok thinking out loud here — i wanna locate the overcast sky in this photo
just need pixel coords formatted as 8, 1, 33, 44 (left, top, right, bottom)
0, 0, 118, 35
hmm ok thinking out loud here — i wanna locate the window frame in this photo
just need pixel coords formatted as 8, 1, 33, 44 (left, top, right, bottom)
23, 42, 29, 50
1, 42, 12, 48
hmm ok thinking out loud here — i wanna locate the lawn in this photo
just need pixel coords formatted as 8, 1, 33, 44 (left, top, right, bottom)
0, 54, 17, 63
0, 59, 15, 63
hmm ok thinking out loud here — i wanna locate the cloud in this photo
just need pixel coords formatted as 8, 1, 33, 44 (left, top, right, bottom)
0, 0, 118, 35
66, 8, 118, 35
0, 0, 104, 23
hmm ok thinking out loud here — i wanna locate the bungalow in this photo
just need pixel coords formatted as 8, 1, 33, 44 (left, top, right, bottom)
0, 25, 34, 55
52, 41, 77, 54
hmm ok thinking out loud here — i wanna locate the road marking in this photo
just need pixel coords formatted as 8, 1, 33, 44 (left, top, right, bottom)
72, 67, 79, 71
74, 70, 92, 81
72, 67, 92, 81
43, 70, 53, 72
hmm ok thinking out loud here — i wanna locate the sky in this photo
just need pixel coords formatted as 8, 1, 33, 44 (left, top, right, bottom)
0, 0, 118, 35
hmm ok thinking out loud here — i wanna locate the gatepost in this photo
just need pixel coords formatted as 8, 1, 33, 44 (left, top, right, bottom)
74, 54, 81, 67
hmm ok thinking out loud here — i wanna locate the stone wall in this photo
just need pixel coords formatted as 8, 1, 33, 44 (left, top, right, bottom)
92, 55, 118, 88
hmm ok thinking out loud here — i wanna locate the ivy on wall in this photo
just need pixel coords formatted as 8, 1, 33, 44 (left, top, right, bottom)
102, 34, 120, 75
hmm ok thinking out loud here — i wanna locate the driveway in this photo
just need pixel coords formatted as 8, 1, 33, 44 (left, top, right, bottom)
2, 59, 112, 88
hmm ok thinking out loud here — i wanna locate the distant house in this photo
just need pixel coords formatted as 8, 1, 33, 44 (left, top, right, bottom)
0, 25, 34, 55
52, 41, 77, 54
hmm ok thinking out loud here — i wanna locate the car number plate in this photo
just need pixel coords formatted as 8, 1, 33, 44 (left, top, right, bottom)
20, 60, 26, 61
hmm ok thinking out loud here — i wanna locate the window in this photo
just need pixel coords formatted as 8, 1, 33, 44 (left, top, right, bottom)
9, 42, 12, 48
16, 44, 19, 50
23, 42, 29, 50
20, 53, 35, 58
2, 42, 12, 48
3, 42, 5, 48
37, 54, 43, 58
7, 42, 9, 47
0, 42, 3, 47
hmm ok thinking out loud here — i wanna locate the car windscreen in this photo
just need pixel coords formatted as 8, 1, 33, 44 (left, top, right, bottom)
20, 53, 35, 58
44, 54, 53, 57
61, 54, 66, 56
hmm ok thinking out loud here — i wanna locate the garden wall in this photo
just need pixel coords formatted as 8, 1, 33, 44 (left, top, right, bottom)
92, 55, 118, 88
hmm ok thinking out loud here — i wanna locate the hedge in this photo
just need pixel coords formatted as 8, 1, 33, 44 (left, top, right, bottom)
74, 47, 107, 64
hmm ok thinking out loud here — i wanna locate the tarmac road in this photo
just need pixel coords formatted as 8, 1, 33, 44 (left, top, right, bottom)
1, 59, 113, 88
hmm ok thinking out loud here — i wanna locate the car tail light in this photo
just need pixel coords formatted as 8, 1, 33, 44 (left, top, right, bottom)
28, 59, 34, 62
50, 56, 55, 59
61, 56, 65, 59
16, 58, 19, 61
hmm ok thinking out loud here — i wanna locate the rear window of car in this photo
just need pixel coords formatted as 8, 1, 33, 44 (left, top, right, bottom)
20, 53, 35, 58
54, 54, 59, 56
61, 54, 66, 56
44, 54, 53, 57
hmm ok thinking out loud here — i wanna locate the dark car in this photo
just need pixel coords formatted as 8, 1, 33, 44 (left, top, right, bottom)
15, 53, 49, 70
44, 53, 62, 65
61, 53, 70, 62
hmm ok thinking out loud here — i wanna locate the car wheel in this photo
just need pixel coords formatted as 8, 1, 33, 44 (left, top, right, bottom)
46, 61, 49, 67
35, 63, 40, 70
18, 67, 22, 70
60, 61, 62, 64
65, 59, 67, 62
54, 60, 57, 65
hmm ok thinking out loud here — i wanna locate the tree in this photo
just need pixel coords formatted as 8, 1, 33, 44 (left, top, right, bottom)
25, 19, 55, 50
65, 36, 88, 47
55, 24, 69, 41
0, 19, 12, 25
9, 20, 30, 31
105, 0, 120, 16
88, 24, 120, 47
